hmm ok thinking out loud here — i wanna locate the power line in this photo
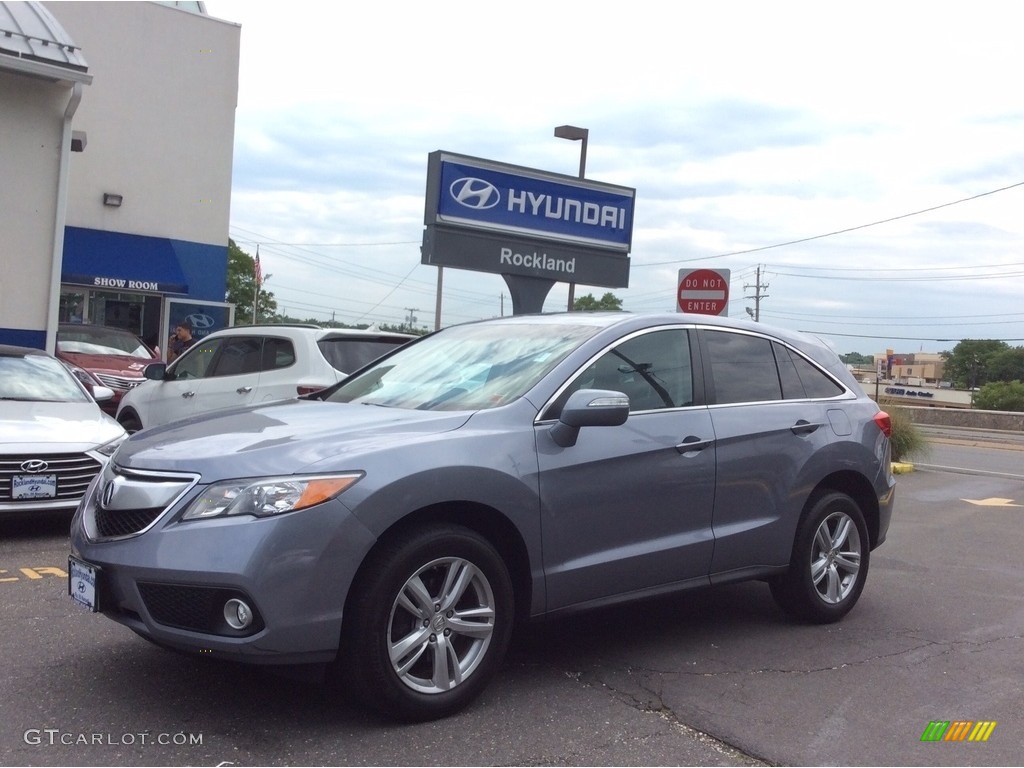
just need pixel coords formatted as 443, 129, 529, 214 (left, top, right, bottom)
764, 261, 1024, 273
231, 239, 419, 247
637, 181, 1024, 268
803, 330, 1024, 342
770, 268, 1024, 282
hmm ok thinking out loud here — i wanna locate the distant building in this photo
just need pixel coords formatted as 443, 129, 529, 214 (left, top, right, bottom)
0, 1, 239, 352
874, 350, 946, 385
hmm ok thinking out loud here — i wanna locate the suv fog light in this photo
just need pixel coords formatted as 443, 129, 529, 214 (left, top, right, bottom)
224, 598, 253, 630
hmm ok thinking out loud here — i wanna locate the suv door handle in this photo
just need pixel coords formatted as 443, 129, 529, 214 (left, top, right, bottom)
182, 391, 195, 399
791, 420, 822, 435
236, 386, 253, 394
676, 436, 713, 453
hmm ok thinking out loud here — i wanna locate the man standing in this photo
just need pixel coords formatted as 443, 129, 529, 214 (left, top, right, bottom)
168, 320, 196, 362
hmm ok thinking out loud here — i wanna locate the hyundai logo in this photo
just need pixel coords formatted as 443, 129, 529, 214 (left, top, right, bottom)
20, 459, 48, 473
186, 313, 216, 330
449, 178, 500, 210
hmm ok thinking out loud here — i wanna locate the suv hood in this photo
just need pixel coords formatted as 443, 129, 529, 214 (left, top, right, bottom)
115, 399, 474, 476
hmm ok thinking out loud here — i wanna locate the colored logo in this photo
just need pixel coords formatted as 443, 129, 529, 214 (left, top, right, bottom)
921, 721, 997, 742
449, 178, 500, 210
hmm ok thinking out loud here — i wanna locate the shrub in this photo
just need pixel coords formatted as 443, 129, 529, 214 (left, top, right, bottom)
879, 399, 929, 463
973, 380, 1024, 412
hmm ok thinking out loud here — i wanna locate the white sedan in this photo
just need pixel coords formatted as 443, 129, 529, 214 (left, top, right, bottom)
0, 345, 126, 518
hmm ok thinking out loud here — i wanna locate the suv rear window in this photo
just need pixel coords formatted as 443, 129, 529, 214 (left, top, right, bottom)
318, 337, 407, 374
773, 342, 845, 399
705, 331, 782, 404
704, 330, 844, 404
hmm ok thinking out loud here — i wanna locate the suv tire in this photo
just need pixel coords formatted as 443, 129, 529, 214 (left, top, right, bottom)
117, 410, 143, 434
770, 491, 870, 623
338, 524, 514, 721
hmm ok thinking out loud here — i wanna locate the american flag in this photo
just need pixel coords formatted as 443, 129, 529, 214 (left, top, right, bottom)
254, 246, 262, 287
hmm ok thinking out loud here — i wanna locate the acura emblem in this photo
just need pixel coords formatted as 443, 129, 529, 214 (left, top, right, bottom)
101, 481, 115, 509
20, 459, 48, 473
449, 177, 500, 210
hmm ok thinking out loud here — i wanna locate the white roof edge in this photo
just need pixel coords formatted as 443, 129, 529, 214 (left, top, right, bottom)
0, 1, 91, 84
0, 50, 92, 83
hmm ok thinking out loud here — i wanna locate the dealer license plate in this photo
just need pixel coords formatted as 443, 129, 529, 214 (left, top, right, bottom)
13, 474, 57, 499
68, 556, 99, 612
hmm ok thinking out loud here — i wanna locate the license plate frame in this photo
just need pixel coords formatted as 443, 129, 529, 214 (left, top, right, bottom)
68, 556, 99, 612
13, 474, 57, 499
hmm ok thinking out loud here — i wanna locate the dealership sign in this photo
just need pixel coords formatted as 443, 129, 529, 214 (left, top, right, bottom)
423, 152, 635, 294
429, 152, 635, 251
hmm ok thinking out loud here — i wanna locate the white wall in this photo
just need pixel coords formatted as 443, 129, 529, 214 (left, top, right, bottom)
0, 73, 69, 333
45, 1, 240, 246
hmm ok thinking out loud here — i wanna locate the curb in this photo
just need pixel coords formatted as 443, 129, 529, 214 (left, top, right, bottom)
892, 462, 915, 474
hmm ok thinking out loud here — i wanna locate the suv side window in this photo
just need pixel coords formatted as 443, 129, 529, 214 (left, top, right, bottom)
262, 337, 296, 371
170, 338, 222, 380
703, 330, 782, 404
561, 329, 693, 412
209, 337, 263, 377
774, 342, 845, 399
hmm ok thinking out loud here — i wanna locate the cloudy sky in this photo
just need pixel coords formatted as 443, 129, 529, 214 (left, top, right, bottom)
207, 0, 1023, 355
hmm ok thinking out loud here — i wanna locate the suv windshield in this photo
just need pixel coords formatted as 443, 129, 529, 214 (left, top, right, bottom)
327, 322, 597, 410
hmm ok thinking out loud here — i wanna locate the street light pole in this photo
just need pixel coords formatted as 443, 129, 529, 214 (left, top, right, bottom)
554, 124, 588, 311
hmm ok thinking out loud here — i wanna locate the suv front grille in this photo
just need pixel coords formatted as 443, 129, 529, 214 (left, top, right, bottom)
83, 464, 198, 541
94, 374, 144, 391
0, 453, 103, 503
138, 582, 220, 631
95, 507, 164, 538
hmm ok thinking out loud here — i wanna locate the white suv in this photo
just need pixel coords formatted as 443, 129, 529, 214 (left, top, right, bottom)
115, 325, 414, 432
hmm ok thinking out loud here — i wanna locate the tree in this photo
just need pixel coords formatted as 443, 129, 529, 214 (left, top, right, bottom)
573, 292, 623, 311
226, 239, 278, 324
940, 339, 1008, 389
985, 346, 1024, 384
840, 352, 873, 366
973, 380, 1024, 412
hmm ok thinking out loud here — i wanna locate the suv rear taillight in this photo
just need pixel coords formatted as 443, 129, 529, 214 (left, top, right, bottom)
873, 411, 892, 438
297, 385, 326, 396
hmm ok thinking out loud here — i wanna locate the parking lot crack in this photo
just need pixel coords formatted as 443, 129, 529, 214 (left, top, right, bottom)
574, 666, 774, 766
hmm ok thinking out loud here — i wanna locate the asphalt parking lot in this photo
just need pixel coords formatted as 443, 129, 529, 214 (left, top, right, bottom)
0, 462, 1020, 766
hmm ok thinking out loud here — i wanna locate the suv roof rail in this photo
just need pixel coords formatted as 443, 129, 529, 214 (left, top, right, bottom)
225, 323, 324, 330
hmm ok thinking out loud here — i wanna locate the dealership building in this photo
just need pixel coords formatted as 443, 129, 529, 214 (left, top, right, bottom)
0, 1, 239, 353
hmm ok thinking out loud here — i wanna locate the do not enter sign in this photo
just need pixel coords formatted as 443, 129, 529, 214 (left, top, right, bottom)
677, 268, 730, 316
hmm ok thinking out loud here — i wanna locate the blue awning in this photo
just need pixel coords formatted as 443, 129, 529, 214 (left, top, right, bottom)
62, 226, 189, 294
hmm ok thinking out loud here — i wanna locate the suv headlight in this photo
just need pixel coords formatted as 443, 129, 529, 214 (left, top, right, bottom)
181, 474, 363, 520
95, 433, 127, 458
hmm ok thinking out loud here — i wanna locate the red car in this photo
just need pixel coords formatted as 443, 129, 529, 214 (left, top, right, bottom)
56, 324, 159, 414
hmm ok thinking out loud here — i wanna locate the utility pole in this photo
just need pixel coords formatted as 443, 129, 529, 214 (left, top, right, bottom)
744, 264, 770, 321
404, 308, 418, 333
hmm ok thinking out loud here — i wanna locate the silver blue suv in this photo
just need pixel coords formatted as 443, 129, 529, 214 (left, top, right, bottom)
70, 312, 895, 721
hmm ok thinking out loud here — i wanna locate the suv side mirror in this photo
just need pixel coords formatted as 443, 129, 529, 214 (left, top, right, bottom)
91, 385, 115, 403
550, 389, 629, 448
144, 362, 168, 381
